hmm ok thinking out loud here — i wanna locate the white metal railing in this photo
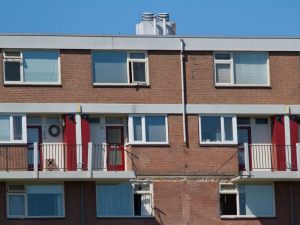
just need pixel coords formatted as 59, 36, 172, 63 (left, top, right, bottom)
240, 143, 300, 174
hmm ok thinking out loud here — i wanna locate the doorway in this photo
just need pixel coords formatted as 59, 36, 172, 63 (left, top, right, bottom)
27, 126, 42, 170
106, 126, 125, 171
237, 127, 251, 171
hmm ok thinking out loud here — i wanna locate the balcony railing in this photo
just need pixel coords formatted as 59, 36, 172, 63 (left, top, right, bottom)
0, 143, 127, 172
239, 143, 300, 174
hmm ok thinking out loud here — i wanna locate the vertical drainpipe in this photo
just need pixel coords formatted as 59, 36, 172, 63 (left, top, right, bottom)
180, 39, 187, 145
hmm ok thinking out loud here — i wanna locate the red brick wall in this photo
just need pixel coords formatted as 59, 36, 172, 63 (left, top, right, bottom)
127, 115, 238, 176
0, 181, 297, 225
153, 181, 296, 225
1, 50, 299, 104
185, 51, 300, 104
0, 50, 181, 104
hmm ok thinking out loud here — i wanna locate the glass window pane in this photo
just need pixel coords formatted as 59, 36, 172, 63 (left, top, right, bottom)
27, 185, 63, 216
145, 116, 166, 142
224, 117, 233, 141
23, 51, 59, 82
201, 116, 221, 142
133, 117, 142, 141
239, 185, 274, 216
105, 117, 122, 124
215, 53, 231, 60
93, 51, 128, 83
234, 52, 268, 84
132, 62, 146, 82
46, 117, 59, 124
27, 116, 42, 125
0, 116, 10, 141
216, 64, 231, 83
237, 117, 251, 125
13, 116, 23, 140
8, 195, 25, 216
130, 53, 146, 59
255, 118, 268, 124
5, 61, 21, 81
97, 183, 133, 216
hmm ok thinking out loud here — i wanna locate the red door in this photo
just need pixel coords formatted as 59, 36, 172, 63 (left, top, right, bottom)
237, 127, 251, 171
106, 126, 125, 171
27, 126, 43, 171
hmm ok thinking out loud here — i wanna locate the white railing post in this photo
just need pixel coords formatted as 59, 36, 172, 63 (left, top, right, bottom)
88, 142, 93, 178
103, 144, 107, 171
284, 115, 291, 171
296, 144, 300, 175
244, 143, 250, 175
33, 142, 39, 178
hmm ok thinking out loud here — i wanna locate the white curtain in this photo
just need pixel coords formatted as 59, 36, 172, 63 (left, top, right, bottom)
234, 52, 268, 84
97, 183, 133, 216
0, 116, 10, 141
141, 194, 152, 216
23, 50, 59, 82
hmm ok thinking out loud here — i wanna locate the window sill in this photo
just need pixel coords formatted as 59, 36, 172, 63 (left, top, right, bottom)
215, 84, 271, 89
97, 216, 154, 219
199, 143, 238, 147
4, 82, 62, 87
8, 216, 65, 219
93, 83, 150, 88
0, 142, 27, 145
221, 215, 276, 219
126, 143, 170, 147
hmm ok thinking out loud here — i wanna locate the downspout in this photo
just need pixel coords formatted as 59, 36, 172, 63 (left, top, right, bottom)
291, 183, 295, 225
80, 183, 85, 225
180, 39, 187, 145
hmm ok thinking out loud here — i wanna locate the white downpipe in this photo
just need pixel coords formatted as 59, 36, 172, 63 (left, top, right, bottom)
75, 114, 82, 171
284, 115, 291, 171
180, 39, 187, 144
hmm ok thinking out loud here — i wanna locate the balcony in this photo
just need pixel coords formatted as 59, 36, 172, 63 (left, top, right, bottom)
0, 143, 135, 180
237, 143, 300, 181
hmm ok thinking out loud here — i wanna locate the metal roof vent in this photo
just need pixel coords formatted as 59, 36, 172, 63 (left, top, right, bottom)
142, 13, 155, 21
157, 13, 169, 22
136, 12, 176, 35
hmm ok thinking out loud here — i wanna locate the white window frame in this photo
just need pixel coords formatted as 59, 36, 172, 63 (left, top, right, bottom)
92, 50, 149, 86
127, 52, 149, 84
219, 183, 276, 219
214, 52, 270, 87
128, 115, 169, 145
95, 182, 154, 218
6, 183, 65, 219
3, 50, 61, 85
199, 115, 237, 145
0, 114, 27, 144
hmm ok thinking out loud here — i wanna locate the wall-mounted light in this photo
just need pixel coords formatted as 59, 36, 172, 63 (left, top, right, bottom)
275, 115, 282, 121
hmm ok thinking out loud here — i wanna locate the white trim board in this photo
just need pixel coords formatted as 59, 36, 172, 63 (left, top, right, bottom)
0, 103, 294, 114
1, 35, 300, 51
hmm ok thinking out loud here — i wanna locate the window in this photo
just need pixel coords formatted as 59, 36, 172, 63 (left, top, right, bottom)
92, 51, 148, 85
96, 182, 153, 217
3, 50, 60, 84
219, 183, 275, 218
7, 184, 64, 218
199, 115, 237, 144
255, 117, 269, 125
0, 115, 26, 143
128, 115, 168, 144
214, 52, 269, 86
